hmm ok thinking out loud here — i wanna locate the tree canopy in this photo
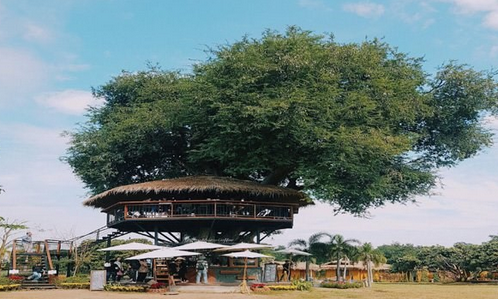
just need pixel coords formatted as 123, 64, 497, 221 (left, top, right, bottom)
64, 27, 498, 215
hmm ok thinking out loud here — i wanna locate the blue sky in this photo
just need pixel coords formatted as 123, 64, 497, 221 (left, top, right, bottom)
1, 0, 498, 247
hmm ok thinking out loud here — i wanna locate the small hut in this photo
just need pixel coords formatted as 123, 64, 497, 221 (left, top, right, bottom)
320, 261, 390, 282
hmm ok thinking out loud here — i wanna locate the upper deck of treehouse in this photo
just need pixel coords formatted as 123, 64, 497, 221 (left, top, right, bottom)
83, 176, 311, 232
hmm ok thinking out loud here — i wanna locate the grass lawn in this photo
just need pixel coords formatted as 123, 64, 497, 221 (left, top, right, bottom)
260, 283, 498, 299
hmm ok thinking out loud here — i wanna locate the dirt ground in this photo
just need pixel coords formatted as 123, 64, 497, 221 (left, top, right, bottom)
2, 284, 498, 299
0, 289, 254, 299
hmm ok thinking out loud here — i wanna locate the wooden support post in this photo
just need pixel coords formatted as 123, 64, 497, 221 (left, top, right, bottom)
154, 226, 159, 245
44, 240, 54, 270
106, 237, 111, 261
12, 240, 17, 270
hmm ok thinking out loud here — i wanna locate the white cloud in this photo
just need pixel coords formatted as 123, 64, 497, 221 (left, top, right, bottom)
23, 22, 54, 44
35, 89, 102, 115
298, 0, 332, 11
448, 0, 498, 30
483, 10, 498, 29
390, 2, 437, 29
343, 2, 385, 18
0, 47, 49, 104
449, 0, 498, 14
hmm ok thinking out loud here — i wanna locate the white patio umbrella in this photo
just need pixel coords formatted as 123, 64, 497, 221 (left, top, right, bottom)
214, 242, 274, 252
275, 248, 312, 256
125, 248, 201, 260
222, 250, 273, 293
99, 242, 162, 251
174, 241, 229, 251
276, 248, 312, 281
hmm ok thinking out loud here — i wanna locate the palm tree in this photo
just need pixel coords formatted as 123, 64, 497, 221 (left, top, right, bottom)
356, 242, 387, 287
327, 234, 359, 281
288, 232, 330, 280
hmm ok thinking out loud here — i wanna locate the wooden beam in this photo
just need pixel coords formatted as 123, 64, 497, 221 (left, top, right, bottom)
12, 240, 16, 270
44, 240, 54, 270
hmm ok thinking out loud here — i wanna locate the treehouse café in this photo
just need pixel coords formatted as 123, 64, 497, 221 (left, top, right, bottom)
83, 176, 311, 284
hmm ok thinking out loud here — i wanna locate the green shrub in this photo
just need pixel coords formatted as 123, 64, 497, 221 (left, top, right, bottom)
0, 277, 10, 285
292, 280, 313, 291
104, 284, 148, 292
0, 284, 21, 291
320, 281, 363, 289
55, 274, 90, 285
58, 283, 90, 289
267, 285, 298, 291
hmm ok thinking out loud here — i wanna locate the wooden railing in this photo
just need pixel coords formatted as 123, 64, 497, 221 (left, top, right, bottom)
106, 200, 294, 226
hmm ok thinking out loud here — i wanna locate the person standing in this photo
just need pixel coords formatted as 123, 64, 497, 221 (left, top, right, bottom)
114, 257, 124, 282
195, 255, 208, 284
137, 259, 149, 283
21, 232, 33, 253
280, 260, 291, 282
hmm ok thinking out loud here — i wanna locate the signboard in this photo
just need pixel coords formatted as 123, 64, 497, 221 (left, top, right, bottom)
90, 270, 106, 291
263, 263, 277, 282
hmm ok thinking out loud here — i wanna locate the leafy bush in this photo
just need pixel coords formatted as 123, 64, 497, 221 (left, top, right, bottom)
58, 283, 90, 289
59, 275, 90, 283
320, 281, 363, 289
0, 284, 21, 291
267, 285, 298, 291
104, 284, 148, 292
292, 280, 313, 291
0, 275, 24, 285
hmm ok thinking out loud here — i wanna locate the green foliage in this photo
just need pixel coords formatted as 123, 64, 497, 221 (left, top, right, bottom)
267, 284, 298, 291
58, 283, 90, 289
288, 232, 331, 264
0, 277, 10, 285
320, 281, 363, 289
71, 238, 153, 275
104, 284, 148, 292
378, 236, 498, 282
0, 284, 21, 291
64, 27, 498, 215
57, 274, 90, 284
292, 280, 313, 290
0, 217, 28, 268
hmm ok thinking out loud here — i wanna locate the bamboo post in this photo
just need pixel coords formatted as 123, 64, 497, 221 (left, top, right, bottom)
240, 257, 250, 294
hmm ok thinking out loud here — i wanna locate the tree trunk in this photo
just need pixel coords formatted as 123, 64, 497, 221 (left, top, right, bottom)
305, 258, 310, 281
366, 262, 372, 287
336, 256, 341, 281
342, 260, 348, 281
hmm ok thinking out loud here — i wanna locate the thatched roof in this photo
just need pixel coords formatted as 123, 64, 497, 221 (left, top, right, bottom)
84, 176, 311, 209
274, 261, 320, 271
320, 261, 391, 271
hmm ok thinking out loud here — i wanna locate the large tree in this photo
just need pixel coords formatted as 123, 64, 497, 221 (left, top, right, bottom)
64, 27, 498, 215
0, 217, 28, 268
